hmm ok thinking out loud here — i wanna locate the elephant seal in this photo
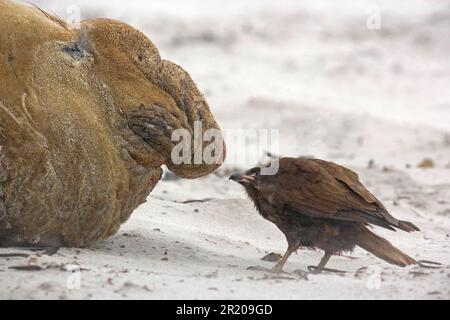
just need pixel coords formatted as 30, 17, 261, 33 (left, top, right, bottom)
0, 0, 225, 247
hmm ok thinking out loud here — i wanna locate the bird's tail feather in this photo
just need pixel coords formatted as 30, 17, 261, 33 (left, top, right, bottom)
355, 226, 416, 267
397, 220, 420, 232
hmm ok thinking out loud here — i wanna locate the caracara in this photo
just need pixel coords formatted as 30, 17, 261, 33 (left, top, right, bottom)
230, 157, 419, 273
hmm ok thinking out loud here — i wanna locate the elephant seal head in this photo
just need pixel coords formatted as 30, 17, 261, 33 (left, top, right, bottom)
77, 18, 226, 178
0, 0, 225, 246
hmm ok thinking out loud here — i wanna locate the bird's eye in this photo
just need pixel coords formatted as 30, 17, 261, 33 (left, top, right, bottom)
246, 167, 261, 175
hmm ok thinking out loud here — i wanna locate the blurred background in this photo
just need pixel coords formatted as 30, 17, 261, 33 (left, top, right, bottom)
33, 0, 450, 171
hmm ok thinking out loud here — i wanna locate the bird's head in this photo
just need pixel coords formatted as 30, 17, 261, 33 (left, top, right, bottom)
229, 167, 261, 187
229, 166, 265, 211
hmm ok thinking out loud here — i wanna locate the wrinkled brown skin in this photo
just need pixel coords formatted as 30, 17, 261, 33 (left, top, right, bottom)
231, 157, 419, 271
0, 0, 225, 247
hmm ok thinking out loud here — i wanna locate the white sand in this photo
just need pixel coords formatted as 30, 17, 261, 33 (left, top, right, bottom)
1, 0, 449, 299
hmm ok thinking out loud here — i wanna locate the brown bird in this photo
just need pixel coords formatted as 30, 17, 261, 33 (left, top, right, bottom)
230, 157, 419, 273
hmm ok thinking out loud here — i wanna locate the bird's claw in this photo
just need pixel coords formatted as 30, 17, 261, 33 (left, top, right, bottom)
247, 265, 289, 274
307, 265, 347, 275
416, 260, 442, 269
247, 265, 271, 272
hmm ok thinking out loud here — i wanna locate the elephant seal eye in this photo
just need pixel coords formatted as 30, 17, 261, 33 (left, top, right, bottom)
63, 41, 88, 61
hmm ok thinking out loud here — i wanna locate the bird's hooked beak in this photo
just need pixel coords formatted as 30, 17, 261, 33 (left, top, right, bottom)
229, 173, 255, 185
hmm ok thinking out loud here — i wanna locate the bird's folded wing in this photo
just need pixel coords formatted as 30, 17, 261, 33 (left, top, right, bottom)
264, 158, 400, 230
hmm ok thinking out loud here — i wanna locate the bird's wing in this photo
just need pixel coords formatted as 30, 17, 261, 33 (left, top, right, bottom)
259, 158, 400, 230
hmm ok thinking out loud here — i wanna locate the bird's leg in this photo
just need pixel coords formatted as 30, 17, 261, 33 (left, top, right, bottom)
270, 245, 297, 273
316, 253, 331, 272
307, 252, 331, 273
308, 252, 347, 274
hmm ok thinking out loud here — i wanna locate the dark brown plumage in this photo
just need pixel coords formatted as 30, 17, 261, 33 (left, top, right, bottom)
229, 157, 419, 273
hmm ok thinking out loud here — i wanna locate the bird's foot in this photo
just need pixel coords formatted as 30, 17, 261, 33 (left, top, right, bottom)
416, 260, 442, 269
247, 265, 271, 272
307, 265, 347, 275
247, 265, 289, 274
269, 265, 286, 274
